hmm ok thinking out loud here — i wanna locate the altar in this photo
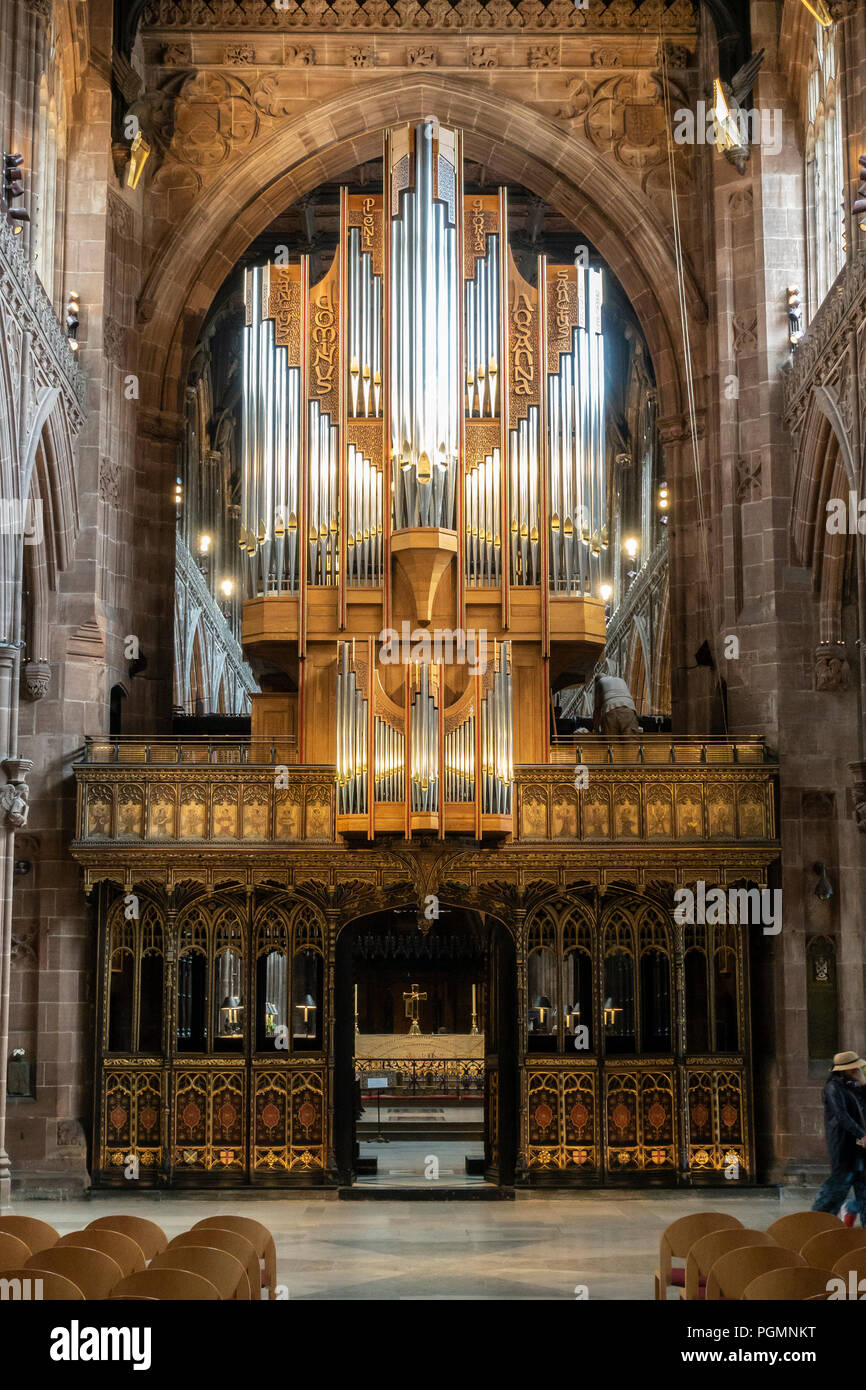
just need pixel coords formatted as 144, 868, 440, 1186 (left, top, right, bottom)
354, 1033, 485, 1059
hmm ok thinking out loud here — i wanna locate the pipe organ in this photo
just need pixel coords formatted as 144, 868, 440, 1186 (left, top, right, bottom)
240, 118, 610, 836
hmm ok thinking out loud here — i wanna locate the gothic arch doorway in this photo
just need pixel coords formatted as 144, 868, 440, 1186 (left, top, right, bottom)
334, 902, 517, 1190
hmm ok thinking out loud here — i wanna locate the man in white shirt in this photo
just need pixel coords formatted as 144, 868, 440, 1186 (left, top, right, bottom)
593, 668, 641, 735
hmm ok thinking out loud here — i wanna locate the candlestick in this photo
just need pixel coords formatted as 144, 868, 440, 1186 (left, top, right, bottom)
470, 981, 479, 1035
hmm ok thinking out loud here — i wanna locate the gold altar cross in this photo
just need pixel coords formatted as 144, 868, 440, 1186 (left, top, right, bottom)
403, 982, 427, 1037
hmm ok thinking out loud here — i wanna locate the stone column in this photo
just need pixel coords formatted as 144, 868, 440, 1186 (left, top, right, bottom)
0, 644, 25, 1206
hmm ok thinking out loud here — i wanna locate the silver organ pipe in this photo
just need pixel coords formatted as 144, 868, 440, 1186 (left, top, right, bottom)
241, 266, 302, 595
507, 407, 541, 585
307, 400, 339, 585
347, 227, 382, 420
409, 665, 439, 813
444, 714, 475, 802
465, 234, 500, 418
373, 716, 405, 802
547, 264, 606, 593
336, 643, 368, 814
480, 643, 513, 815
346, 446, 383, 587
390, 121, 459, 531
464, 449, 502, 587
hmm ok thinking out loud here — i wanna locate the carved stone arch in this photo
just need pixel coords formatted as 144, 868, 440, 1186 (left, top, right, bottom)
625, 619, 650, 716
791, 394, 856, 648
291, 900, 325, 955
651, 583, 670, 714
791, 389, 857, 566
138, 74, 695, 428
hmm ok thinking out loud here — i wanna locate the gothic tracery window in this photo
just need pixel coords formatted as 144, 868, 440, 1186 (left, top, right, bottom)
805, 22, 845, 316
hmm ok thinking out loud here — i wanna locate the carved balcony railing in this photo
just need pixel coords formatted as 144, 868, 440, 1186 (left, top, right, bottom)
72, 735, 778, 879
0, 210, 86, 411
175, 534, 258, 716
782, 249, 866, 429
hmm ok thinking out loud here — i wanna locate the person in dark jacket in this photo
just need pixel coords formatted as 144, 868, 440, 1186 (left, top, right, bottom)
811, 1050, 866, 1225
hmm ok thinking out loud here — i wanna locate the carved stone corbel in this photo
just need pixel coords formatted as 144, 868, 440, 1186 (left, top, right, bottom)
23, 661, 50, 701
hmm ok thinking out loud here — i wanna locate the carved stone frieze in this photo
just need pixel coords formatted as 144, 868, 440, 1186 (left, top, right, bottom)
141, 0, 697, 31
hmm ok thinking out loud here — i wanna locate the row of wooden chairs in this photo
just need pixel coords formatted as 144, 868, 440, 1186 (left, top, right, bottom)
655, 1208, 866, 1301
0, 1212, 278, 1301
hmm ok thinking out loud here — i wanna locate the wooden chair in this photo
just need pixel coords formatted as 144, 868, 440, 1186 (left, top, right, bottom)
110, 1269, 219, 1301
654, 1212, 744, 1299
56, 1229, 146, 1278
684, 1229, 775, 1300
0, 1232, 31, 1271
743, 1266, 836, 1300
86, 1214, 167, 1261
765, 1211, 842, 1251
167, 1229, 258, 1300
192, 1215, 277, 1298
0, 1215, 58, 1255
27, 1246, 124, 1300
706, 1246, 805, 1301
150, 1246, 249, 1300
0, 1268, 84, 1300
801, 1227, 866, 1270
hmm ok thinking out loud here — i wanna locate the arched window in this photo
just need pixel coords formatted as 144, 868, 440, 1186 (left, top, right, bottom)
603, 906, 636, 1054
527, 909, 557, 1052
805, 23, 845, 316
213, 906, 246, 1053
109, 685, 126, 737
291, 905, 324, 1051
106, 901, 164, 1054
255, 905, 290, 1051
638, 907, 672, 1053
684, 922, 710, 1053
177, 907, 209, 1052
563, 907, 594, 1052
712, 922, 740, 1052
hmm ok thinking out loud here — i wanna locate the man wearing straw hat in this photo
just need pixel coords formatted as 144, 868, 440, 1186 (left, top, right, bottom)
811, 1050, 866, 1225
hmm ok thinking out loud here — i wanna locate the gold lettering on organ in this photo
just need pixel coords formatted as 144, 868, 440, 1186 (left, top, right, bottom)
471, 198, 485, 255
511, 292, 535, 397
311, 288, 337, 395
555, 270, 570, 334
362, 197, 375, 249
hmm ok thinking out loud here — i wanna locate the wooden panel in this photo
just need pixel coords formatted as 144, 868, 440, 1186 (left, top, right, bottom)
526, 1066, 599, 1172
101, 1068, 163, 1181
604, 1067, 676, 1172
171, 1069, 246, 1175
686, 1066, 749, 1177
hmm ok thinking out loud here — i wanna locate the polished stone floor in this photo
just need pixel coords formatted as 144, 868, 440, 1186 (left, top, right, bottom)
6, 1156, 829, 1299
